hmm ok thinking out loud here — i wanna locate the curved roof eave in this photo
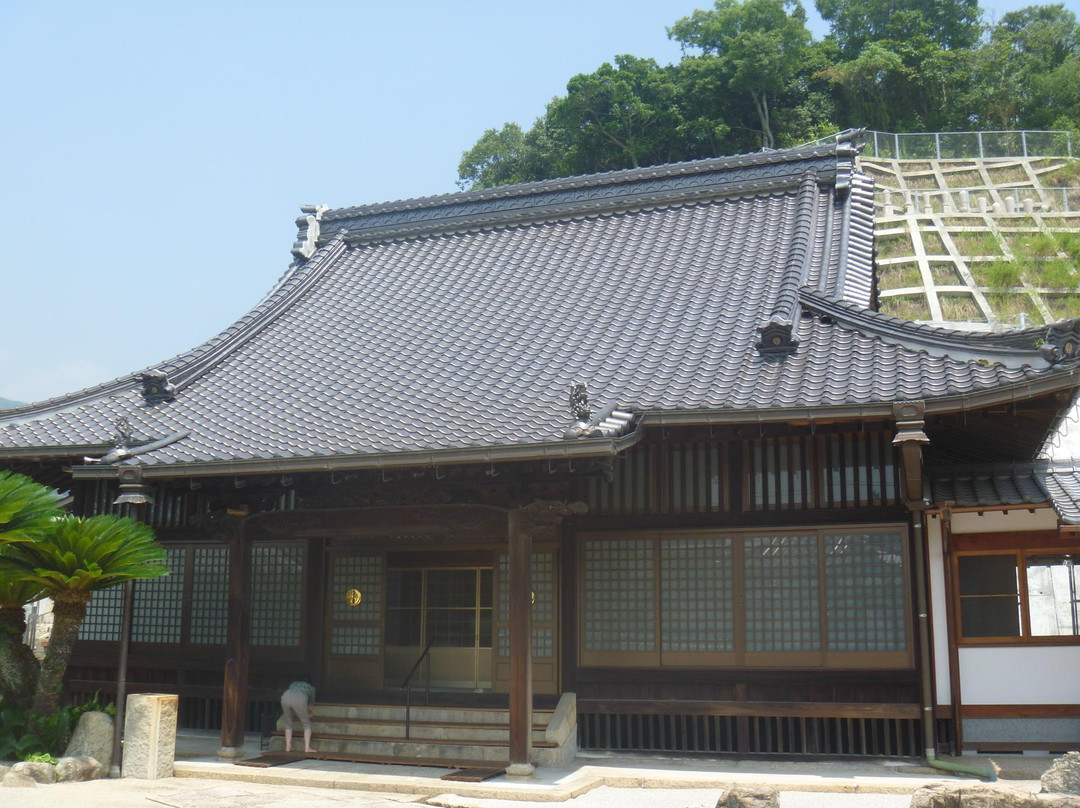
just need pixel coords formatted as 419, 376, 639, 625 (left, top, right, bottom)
69, 428, 646, 480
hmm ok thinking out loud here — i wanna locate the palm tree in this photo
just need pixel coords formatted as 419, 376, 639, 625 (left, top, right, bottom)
0, 470, 62, 711
0, 470, 63, 546
0, 514, 169, 720
0, 575, 46, 711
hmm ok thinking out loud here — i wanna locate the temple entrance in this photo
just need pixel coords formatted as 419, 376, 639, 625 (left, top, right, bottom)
384, 566, 494, 691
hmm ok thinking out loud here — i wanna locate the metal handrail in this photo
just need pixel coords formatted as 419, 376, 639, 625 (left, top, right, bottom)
400, 634, 437, 739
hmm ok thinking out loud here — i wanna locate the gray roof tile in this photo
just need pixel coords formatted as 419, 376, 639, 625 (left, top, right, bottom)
2, 137, 1079, 471
930, 461, 1080, 525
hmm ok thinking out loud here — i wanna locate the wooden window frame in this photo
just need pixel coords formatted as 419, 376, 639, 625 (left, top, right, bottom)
954, 545, 1080, 647
579, 524, 913, 670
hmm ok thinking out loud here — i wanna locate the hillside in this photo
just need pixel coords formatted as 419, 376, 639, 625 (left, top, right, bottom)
863, 131, 1080, 330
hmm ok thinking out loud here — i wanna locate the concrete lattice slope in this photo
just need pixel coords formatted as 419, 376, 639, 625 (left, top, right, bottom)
866, 156, 1080, 330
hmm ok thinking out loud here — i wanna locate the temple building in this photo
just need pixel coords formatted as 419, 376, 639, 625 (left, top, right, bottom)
2, 131, 1078, 766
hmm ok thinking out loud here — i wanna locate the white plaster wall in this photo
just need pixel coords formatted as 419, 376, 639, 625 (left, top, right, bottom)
949, 508, 1059, 534
926, 516, 952, 705
926, 507, 1061, 707
959, 645, 1080, 704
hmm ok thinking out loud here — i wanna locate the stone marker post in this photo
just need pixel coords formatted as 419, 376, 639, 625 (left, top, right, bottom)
122, 693, 178, 779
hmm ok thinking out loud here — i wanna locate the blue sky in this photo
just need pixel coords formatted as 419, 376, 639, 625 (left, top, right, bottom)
1, 0, 1075, 404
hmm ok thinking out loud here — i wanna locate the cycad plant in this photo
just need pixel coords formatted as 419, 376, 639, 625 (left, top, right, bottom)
1, 514, 169, 719
0, 470, 63, 546
0, 470, 61, 712
0, 575, 46, 711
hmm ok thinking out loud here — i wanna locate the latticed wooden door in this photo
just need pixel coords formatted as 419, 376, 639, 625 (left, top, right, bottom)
323, 550, 385, 696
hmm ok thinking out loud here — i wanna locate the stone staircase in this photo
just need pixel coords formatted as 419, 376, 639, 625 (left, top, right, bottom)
268, 699, 576, 767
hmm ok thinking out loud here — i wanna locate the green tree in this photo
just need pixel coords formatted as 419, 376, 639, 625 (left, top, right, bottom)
551, 55, 686, 172
0, 513, 168, 721
969, 5, 1080, 129
456, 122, 567, 191
670, 0, 812, 149
815, 0, 981, 57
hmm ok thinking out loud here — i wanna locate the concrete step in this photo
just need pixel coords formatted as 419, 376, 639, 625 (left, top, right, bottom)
269, 732, 554, 764
314, 703, 553, 727
309, 716, 548, 743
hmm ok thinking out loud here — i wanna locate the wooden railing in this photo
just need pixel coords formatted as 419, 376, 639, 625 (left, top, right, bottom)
578, 699, 921, 758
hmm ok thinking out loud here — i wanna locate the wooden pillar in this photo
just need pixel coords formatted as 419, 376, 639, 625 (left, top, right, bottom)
111, 466, 151, 777
218, 507, 251, 758
940, 507, 964, 755
506, 508, 534, 776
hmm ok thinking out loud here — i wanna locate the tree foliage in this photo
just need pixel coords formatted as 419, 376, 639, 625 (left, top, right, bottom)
669, 0, 811, 149
0, 472, 169, 723
457, 1, 1080, 190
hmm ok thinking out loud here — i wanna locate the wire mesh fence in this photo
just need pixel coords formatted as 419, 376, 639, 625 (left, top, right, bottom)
864, 130, 1074, 160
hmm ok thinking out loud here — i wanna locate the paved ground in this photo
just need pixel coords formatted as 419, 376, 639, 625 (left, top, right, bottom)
3, 778, 922, 808
1, 729, 1057, 808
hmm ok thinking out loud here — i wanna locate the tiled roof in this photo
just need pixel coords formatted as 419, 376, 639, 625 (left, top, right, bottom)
3, 134, 1080, 475
929, 461, 1080, 525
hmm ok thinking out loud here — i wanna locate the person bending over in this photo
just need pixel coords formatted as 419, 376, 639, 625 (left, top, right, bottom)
280, 678, 316, 753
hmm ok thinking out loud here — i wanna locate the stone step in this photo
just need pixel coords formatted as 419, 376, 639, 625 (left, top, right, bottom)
269, 733, 555, 764
314, 703, 552, 726
307, 716, 549, 743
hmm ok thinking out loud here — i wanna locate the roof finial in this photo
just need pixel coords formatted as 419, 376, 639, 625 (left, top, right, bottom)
569, 381, 591, 422
292, 204, 329, 261
138, 371, 175, 404
114, 416, 133, 449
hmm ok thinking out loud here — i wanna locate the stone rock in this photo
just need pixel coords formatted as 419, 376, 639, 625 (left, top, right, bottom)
1039, 796, 1080, 808
55, 755, 105, 782
122, 693, 177, 779
716, 786, 780, 808
1043, 752, 1080, 795
64, 710, 114, 766
1, 771, 37, 788
9, 760, 56, 784
910, 783, 1042, 808
0, 763, 8, 778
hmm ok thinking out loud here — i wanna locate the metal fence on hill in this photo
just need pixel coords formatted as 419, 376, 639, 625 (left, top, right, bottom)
801, 130, 1075, 159
863, 130, 1074, 160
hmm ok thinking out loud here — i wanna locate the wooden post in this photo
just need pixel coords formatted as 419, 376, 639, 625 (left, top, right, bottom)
218, 507, 251, 758
111, 466, 151, 777
506, 509, 534, 776
940, 508, 964, 755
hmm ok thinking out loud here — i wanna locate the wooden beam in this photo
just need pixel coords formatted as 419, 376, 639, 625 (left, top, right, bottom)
219, 509, 251, 757
962, 704, 1080, 719
577, 699, 921, 719
507, 509, 533, 774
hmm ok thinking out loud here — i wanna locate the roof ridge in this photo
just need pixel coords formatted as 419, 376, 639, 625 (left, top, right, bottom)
321, 143, 841, 223
800, 289, 1080, 369
756, 172, 820, 355
315, 144, 845, 249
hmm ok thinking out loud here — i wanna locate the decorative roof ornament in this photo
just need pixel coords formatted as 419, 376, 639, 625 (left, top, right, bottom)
292, 204, 328, 262
138, 371, 175, 404
114, 416, 133, 449
569, 381, 591, 422
756, 316, 799, 355
564, 383, 635, 440
834, 128, 865, 198
1038, 322, 1080, 365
